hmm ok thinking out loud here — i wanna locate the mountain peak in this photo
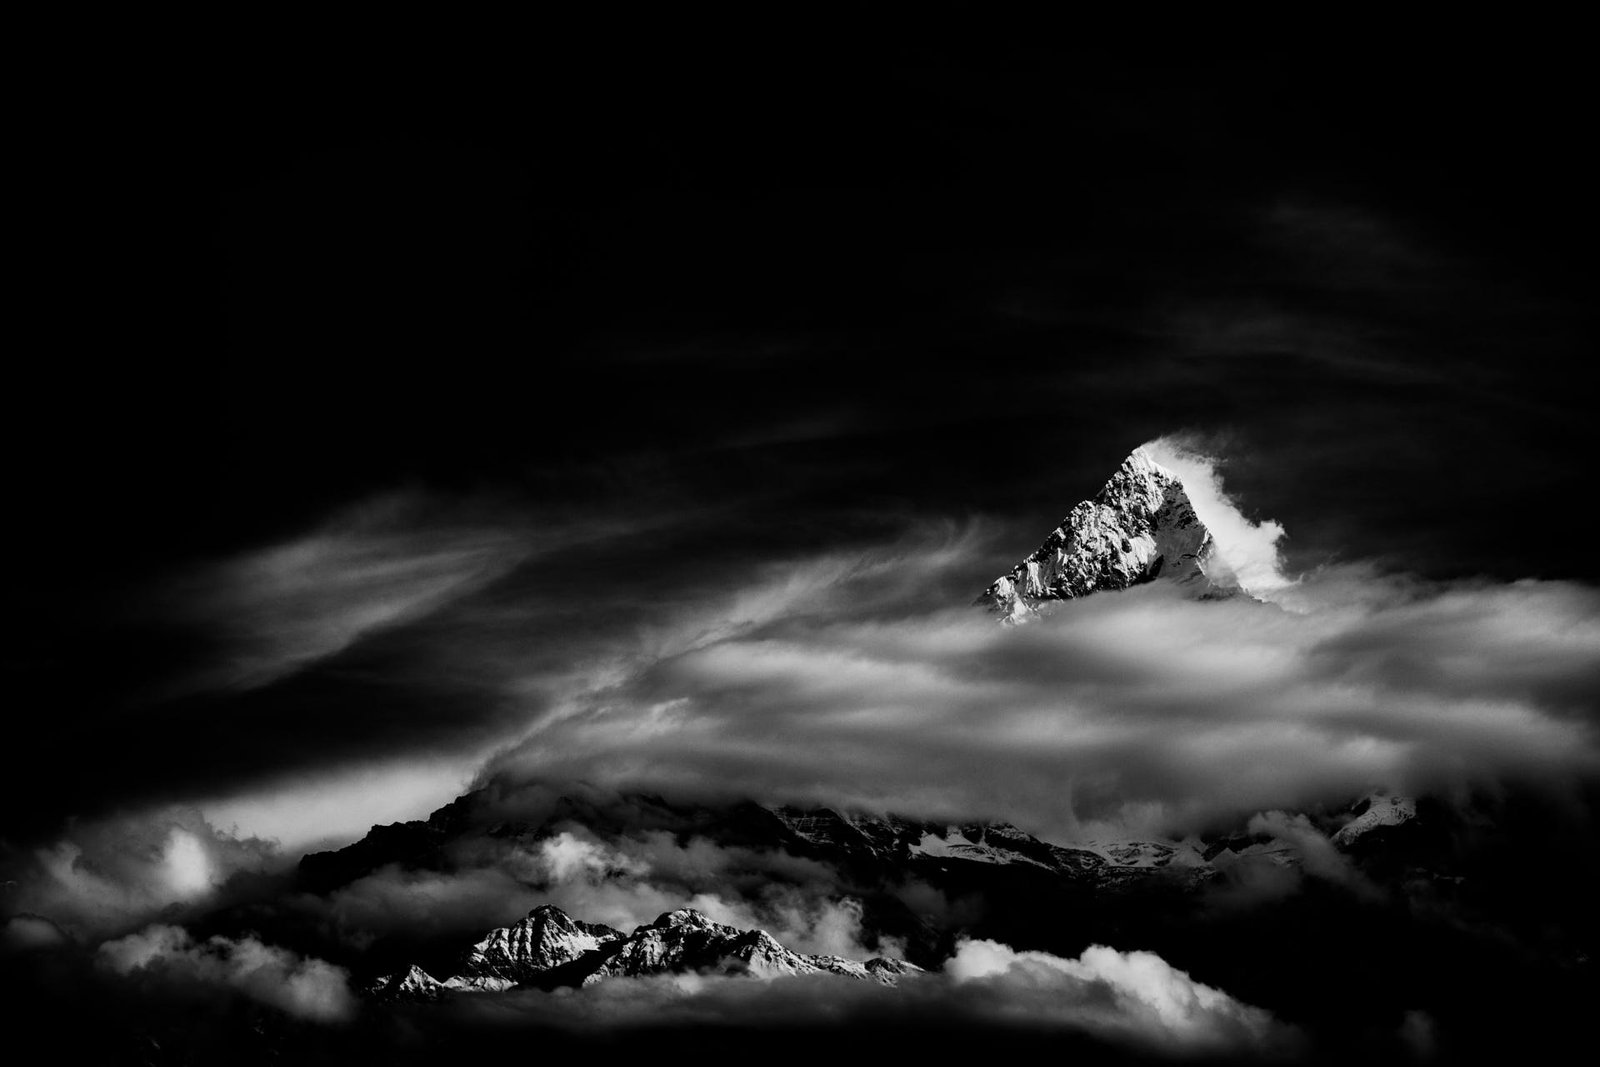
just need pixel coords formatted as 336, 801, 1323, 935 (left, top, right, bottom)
1332, 793, 1417, 846
649, 908, 722, 931
981, 446, 1237, 618
1121, 445, 1163, 474
446, 903, 625, 991
374, 901, 924, 997
369, 963, 445, 1001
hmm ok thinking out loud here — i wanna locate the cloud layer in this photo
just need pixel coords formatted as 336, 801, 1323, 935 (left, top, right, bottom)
487, 542, 1600, 839
98, 924, 355, 1022
945, 938, 1296, 1054
15, 446, 1598, 962
6, 807, 281, 938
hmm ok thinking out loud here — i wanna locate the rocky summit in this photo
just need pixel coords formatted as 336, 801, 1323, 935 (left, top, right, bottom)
981, 447, 1236, 618
446, 904, 625, 992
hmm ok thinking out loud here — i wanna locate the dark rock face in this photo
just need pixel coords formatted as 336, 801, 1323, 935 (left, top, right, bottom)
298, 791, 479, 892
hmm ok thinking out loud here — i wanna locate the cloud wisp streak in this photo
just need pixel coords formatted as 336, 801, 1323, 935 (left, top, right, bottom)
154, 490, 539, 696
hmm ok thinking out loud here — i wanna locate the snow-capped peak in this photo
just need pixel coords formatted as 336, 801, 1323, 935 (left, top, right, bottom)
370, 963, 444, 1000
444, 903, 624, 991
980, 447, 1238, 617
647, 908, 724, 932
372, 903, 922, 998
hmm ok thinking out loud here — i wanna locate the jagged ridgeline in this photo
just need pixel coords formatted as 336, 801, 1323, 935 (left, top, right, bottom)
372, 904, 922, 999
981, 447, 1240, 618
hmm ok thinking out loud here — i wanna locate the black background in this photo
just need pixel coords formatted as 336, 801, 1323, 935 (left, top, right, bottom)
6, 26, 1595, 834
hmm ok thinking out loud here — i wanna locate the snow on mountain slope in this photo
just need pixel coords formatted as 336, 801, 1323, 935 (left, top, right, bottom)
1080, 838, 1210, 869
373, 905, 921, 998
369, 963, 445, 1001
768, 806, 917, 859
864, 957, 923, 983
589, 907, 920, 985
907, 826, 1057, 870
587, 908, 830, 983
766, 806, 1111, 875
766, 805, 1204, 879
1332, 794, 1417, 847
981, 447, 1238, 618
444, 903, 624, 991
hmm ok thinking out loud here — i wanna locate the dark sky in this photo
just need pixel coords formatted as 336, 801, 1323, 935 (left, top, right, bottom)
6, 36, 1595, 842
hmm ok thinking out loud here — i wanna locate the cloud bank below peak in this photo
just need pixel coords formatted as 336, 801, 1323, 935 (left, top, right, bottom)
98, 924, 355, 1023
481, 477, 1599, 839
50, 440, 1597, 856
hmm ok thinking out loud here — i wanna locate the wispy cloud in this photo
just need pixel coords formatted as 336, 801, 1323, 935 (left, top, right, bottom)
8, 808, 280, 937
480, 448, 1600, 841
157, 490, 537, 695
37, 445, 1599, 902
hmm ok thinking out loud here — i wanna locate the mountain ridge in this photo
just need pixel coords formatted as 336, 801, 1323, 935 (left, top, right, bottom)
372, 904, 922, 998
981, 446, 1237, 618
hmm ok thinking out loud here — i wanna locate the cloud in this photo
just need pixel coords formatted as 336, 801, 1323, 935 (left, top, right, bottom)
1400, 1009, 1437, 1060
1141, 436, 1291, 594
1196, 810, 1378, 912
537, 830, 646, 883
314, 865, 549, 949
5, 808, 280, 937
98, 924, 355, 1022
1, 914, 69, 951
156, 490, 536, 694
198, 753, 484, 853
1258, 199, 1438, 293
945, 938, 1296, 1054
303, 821, 886, 963
46, 443, 1598, 920
1244, 811, 1369, 891
512, 830, 884, 959
483, 510, 1600, 841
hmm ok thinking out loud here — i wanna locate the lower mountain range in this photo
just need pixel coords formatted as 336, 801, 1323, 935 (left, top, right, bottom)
277, 777, 1594, 1056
